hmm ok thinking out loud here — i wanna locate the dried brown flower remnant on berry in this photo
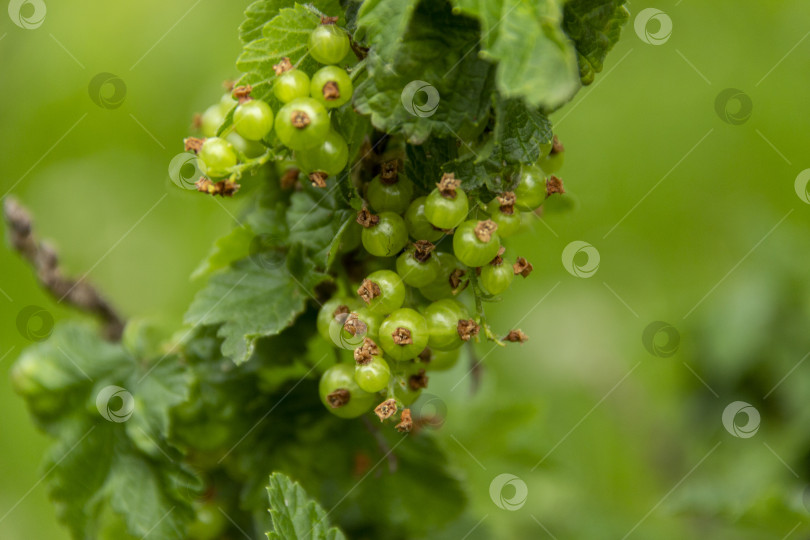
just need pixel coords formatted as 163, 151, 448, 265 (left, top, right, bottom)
418, 348, 432, 363
357, 278, 382, 304
546, 175, 565, 196
490, 246, 506, 266
184, 137, 204, 154
273, 57, 293, 75
333, 304, 350, 318
396, 408, 413, 432
504, 329, 529, 343
356, 208, 379, 228
320, 15, 339, 24
322, 80, 340, 101
449, 268, 466, 290
437, 172, 461, 198
343, 313, 367, 337
353, 337, 380, 365
392, 327, 413, 345
291, 110, 311, 129
474, 219, 498, 242
380, 160, 399, 183
232, 85, 253, 104
412, 240, 435, 262
513, 257, 533, 277
496, 191, 516, 215
551, 135, 564, 154
195, 178, 240, 197
309, 171, 328, 188
375, 399, 397, 422
326, 388, 350, 408
457, 319, 480, 341
408, 369, 428, 390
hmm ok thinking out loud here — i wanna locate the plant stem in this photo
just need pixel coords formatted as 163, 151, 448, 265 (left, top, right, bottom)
229, 150, 274, 180
468, 270, 505, 346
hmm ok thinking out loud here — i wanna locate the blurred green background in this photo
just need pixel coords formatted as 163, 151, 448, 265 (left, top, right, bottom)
2, 1, 810, 538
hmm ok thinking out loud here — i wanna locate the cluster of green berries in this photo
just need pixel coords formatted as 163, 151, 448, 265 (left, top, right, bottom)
317, 140, 566, 431
188, 21, 354, 191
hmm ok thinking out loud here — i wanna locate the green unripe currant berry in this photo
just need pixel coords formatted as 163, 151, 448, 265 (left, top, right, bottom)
539, 135, 564, 174
225, 132, 265, 159
198, 137, 238, 178
452, 219, 501, 267
423, 298, 470, 351
359, 210, 408, 257
274, 97, 330, 150
317, 296, 361, 344
514, 165, 546, 211
308, 24, 350, 64
424, 173, 469, 229
311, 65, 353, 109
357, 269, 405, 315
404, 196, 444, 242
233, 99, 274, 141
274, 67, 311, 103
538, 140, 554, 160
366, 161, 414, 214
419, 252, 467, 301
200, 104, 225, 137
485, 195, 521, 238
319, 363, 376, 418
219, 92, 237, 114
296, 131, 349, 175
396, 241, 441, 288
378, 308, 429, 361
353, 338, 390, 393
480, 258, 514, 295
345, 307, 383, 342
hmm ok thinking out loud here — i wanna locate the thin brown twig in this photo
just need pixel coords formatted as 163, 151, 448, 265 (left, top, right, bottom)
3, 197, 125, 341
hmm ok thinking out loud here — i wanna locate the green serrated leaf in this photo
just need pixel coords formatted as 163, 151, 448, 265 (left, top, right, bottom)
354, 0, 494, 143
237, 4, 320, 82
451, 0, 581, 109
331, 104, 372, 164
287, 186, 353, 268
184, 259, 310, 364
13, 324, 199, 540
493, 96, 553, 163
190, 224, 255, 280
563, 0, 630, 84
240, 1, 296, 44
266, 472, 346, 540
